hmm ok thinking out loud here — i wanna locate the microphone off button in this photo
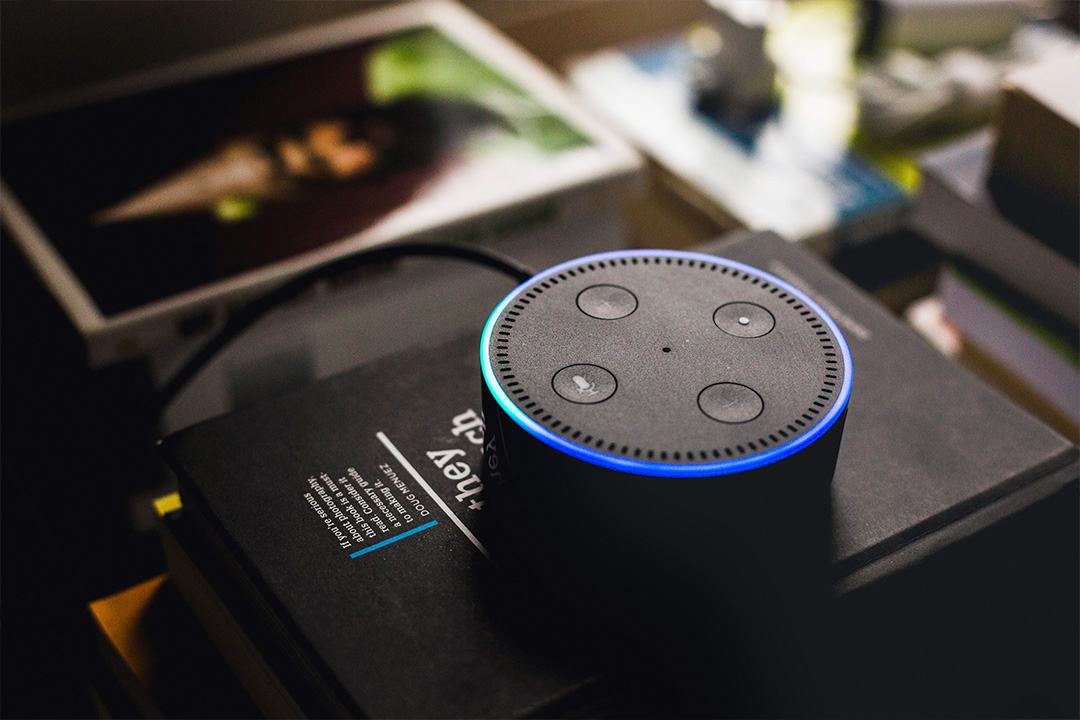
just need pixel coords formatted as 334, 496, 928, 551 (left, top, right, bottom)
552, 364, 617, 404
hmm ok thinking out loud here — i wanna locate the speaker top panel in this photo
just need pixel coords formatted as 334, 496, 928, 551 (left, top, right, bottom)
481, 250, 853, 477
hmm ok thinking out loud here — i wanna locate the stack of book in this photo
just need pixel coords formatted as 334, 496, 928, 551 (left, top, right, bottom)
156, 231, 1077, 717
156, 333, 627, 717
911, 51, 1079, 439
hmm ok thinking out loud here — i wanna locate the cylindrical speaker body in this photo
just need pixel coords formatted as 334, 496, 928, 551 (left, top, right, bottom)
480, 249, 853, 712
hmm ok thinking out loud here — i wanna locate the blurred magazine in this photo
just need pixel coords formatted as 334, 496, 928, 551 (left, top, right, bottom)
0, 0, 639, 366
568, 7, 909, 254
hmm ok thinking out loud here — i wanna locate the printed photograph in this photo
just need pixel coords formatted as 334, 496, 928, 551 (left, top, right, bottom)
2, 26, 590, 316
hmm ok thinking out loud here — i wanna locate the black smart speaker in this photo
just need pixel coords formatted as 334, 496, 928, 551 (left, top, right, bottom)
481, 247, 851, 509
480, 249, 853, 710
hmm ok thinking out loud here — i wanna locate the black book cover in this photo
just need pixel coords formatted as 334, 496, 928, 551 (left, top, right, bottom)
161, 231, 1077, 716
698, 232, 1077, 593
162, 334, 610, 718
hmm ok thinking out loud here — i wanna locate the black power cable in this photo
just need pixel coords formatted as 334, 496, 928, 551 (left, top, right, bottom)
152, 242, 535, 423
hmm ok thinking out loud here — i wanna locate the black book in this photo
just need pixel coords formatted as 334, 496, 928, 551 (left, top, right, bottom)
161, 231, 1077, 717
910, 130, 1079, 328
698, 232, 1077, 592
162, 332, 612, 718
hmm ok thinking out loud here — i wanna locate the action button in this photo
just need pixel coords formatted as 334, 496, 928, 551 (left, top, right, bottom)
714, 302, 775, 338
553, 364, 617, 404
577, 285, 638, 320
698, 383, 763, 423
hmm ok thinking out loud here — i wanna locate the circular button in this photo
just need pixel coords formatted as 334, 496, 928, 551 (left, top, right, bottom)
698, 383, 763, 423
553, 364, 617, 404
577, 285, 638, 320
714, 302, 774, 338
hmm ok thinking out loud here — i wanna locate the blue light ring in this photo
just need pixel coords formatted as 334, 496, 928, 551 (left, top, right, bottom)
481, 249, 853, 478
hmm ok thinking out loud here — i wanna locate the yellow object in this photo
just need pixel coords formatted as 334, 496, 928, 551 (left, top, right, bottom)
89, 574, 168, 683
153, 492, 183, 518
